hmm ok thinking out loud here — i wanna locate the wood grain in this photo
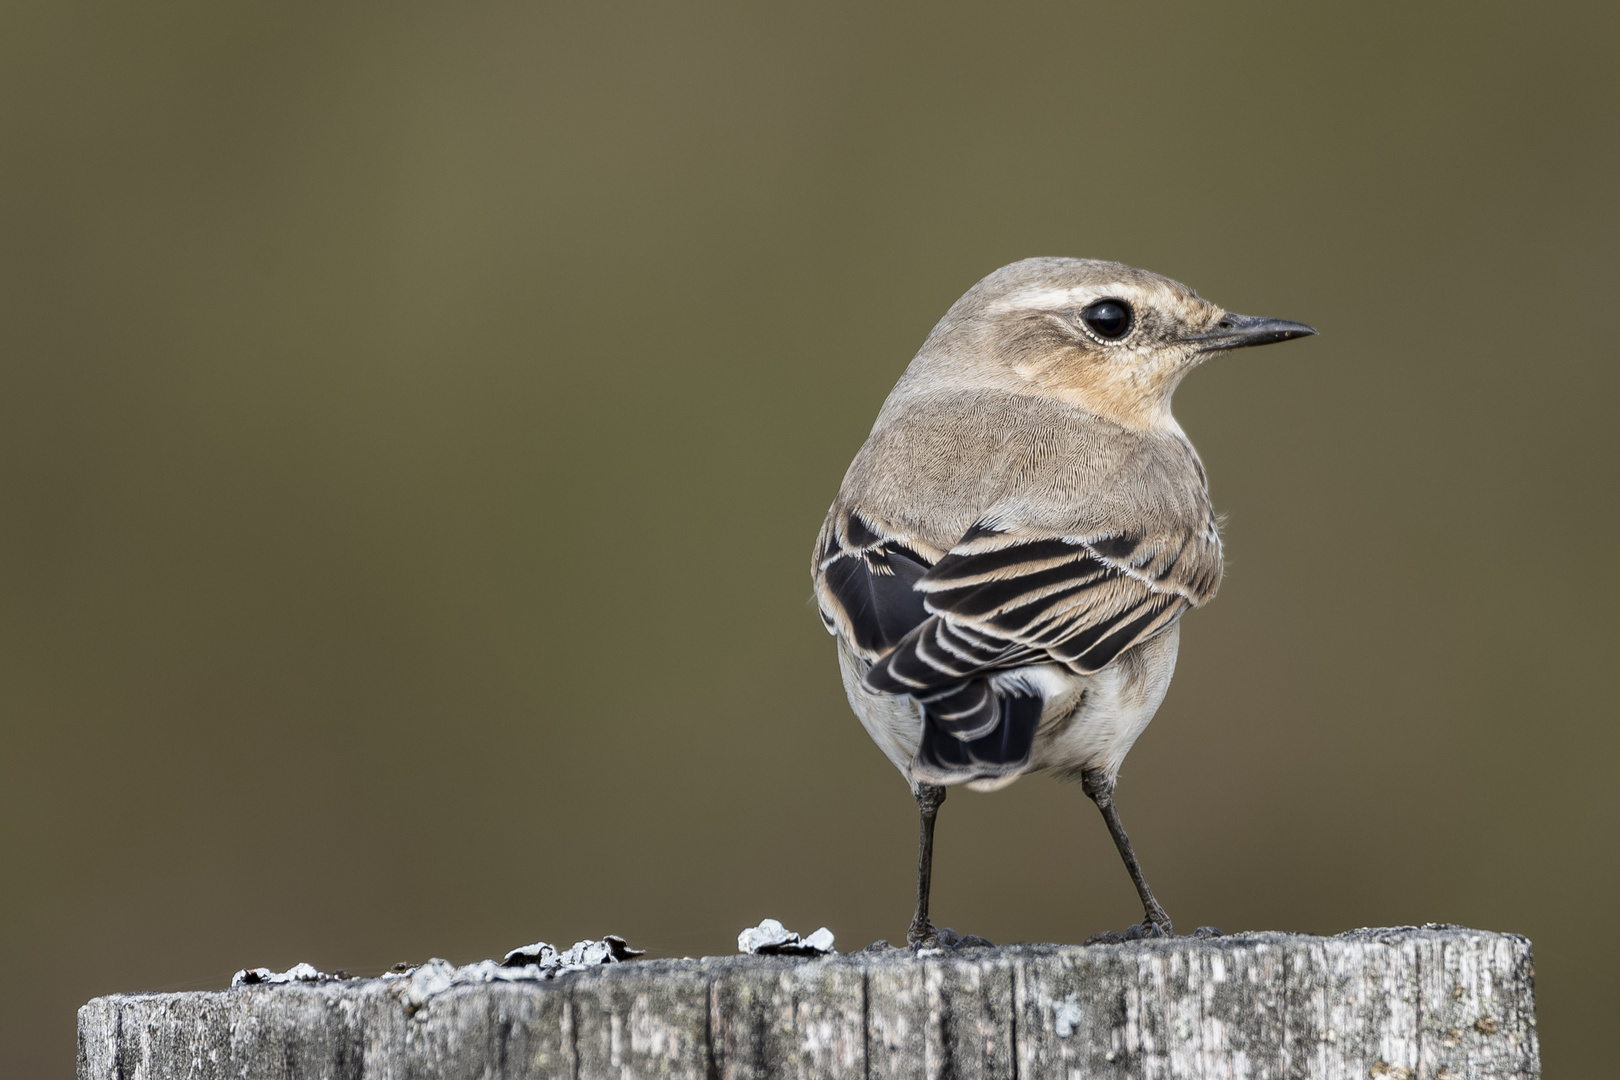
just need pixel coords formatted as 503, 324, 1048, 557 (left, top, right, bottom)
78, 926, 1539, 1080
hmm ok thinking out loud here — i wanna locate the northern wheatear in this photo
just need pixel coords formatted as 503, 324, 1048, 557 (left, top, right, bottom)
812, 258, 1315, 945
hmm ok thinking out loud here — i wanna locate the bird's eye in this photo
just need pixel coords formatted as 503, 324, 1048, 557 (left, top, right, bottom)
1079, 299, 1133, 340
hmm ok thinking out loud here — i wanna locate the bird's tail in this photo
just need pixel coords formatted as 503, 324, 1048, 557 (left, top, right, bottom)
911, 678, 1042, 786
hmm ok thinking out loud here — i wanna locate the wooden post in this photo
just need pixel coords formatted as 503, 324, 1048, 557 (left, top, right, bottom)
77, 925, 1539, 1079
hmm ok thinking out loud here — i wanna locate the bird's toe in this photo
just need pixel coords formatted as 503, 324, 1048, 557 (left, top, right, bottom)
906, 921, 940, 949
1087, 919, 1178, 944
1083, 921, 1225, 944
912, 927, 994, 952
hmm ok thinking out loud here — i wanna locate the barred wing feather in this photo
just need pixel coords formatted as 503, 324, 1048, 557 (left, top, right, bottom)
865, 520, 1219, 693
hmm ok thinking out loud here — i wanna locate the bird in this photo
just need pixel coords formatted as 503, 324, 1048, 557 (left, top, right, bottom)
811, 257, 1315, 947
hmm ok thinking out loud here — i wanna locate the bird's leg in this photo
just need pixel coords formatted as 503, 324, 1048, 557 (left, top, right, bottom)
906, 783, 947, 947
1081, 767, 1172, 935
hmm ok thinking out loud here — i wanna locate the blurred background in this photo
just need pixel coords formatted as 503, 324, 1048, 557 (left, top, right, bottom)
2, 1, 1615, 1073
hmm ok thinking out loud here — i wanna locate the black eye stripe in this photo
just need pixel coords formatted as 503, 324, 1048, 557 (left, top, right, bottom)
1079, 298, 1133, 340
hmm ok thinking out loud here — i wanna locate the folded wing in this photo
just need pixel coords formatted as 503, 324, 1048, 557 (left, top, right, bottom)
866, 518, 1219, 697
816, 509, 1219, 783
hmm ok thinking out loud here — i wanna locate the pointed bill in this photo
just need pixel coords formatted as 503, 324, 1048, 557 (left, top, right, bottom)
1188, 313, 1317, 352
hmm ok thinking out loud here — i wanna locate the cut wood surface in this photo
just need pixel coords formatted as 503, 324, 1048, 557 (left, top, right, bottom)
77, 925, 1538, 1080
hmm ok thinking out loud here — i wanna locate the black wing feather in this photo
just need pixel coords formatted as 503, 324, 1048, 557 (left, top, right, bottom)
866, 524, 1189, 695
818, 514, 932, 656
914, 686, 1043, 782
819, 512, 1201, 785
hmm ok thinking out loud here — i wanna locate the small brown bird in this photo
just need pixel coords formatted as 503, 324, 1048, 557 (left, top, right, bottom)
811, 257, 1315, 945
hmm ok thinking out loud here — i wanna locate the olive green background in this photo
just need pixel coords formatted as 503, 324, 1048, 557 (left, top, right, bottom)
2, 2, 1615, 1074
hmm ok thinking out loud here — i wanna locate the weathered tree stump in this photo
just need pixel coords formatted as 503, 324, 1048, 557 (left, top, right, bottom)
77, 925, 1538, 1079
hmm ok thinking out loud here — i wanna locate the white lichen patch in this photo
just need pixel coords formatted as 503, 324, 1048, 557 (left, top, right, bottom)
737, 918, 836, 956
232, 936, 646, 1011
230, 963, 331, 988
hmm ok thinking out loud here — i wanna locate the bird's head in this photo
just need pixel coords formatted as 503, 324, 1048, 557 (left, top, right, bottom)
920, 257, 1316, 432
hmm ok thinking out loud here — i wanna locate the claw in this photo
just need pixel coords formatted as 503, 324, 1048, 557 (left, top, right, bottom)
1124, 920, 1172, 940
907, 919, 940, 949
1086, 919, 1178, 944
909, 926, 994, 951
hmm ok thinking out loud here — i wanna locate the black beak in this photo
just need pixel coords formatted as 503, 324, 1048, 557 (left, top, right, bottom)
1188, 312, 1318, 353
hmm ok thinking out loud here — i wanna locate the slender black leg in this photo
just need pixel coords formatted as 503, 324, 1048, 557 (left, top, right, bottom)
1081, 767, 1172, 935
906, 783, 947, 947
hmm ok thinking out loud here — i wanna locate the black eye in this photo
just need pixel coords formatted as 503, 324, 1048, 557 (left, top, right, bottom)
1079, 299, 1133, 340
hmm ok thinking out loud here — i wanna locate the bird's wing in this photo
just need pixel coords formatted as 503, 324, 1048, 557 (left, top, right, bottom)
813, 508, 941, 662
864, 516, 1221, 695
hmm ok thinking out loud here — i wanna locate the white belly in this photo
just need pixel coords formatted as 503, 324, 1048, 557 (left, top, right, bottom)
1028, 623, 1180, 785
836, 623, 1181, 791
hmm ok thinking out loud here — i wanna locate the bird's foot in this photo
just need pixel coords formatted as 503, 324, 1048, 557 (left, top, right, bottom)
1087, 909, 1173, 944
1084, 919, 1171, 945
1084, 922, 1224, 945
933, 927, 994, 950
906, 918, 939, 948
908, 926, 994, 952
